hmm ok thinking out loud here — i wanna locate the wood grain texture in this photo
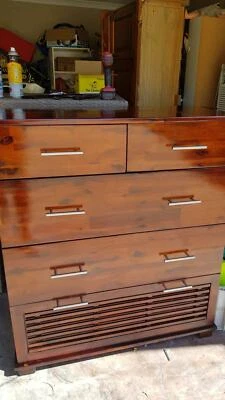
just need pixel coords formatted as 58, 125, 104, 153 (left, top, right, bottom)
1, 169, 225, 248
0, 125, 126, 179
1, 113, 225, 372
1, 110, 225, 125
10, 274, 219, 365
136, 0, 184, 110
128, 120, 225, 171
3, 225, 224, 306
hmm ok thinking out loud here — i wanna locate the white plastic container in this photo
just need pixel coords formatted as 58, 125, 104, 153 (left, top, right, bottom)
9, 84, 23, 98
215, 287, 225, 330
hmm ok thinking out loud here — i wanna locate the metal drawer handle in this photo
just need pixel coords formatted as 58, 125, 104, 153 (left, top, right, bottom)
51, 263, 88, 279
51, 271, 88, 279
164, 255, 196, 263
41, 148, 84, 157
163, 286, 193, 294
172, 145, 208, 151
53, 302, 89, 312
46, 210, 86, 217
168, 199, 202, 207
45, 205, 86, 217
161, 249, 196, 264
164, 195, 202, 207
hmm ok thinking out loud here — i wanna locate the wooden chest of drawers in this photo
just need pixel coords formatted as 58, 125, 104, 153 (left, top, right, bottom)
0, 114, 225, 374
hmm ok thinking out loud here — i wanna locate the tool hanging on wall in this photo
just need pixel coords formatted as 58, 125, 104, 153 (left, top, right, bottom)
101, 52, 116, 100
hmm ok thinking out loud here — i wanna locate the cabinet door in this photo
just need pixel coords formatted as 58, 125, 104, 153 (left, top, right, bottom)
101, 11, 113, 53
136, 0, 185, 111
101, 3, 137, 103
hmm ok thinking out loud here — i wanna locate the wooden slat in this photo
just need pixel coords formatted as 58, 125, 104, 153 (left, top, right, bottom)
28, 316, 207, 352
26, 299, 209, 334
27, 306, 208, 342
25, 282, 210, 354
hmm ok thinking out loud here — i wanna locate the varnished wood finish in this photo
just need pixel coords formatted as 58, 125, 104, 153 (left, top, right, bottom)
3, 225, 224, 306
136, 0, 185, 110
10, 275, 219, 365
0, 125, 126, 179
1, 169, 225, 248
1, 109, 225, 125
128, 120, 225, 171
0, 113, 224, 373
15, 325, 215, 373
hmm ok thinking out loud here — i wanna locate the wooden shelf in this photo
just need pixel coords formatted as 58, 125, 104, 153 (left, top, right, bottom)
55, 71, 76, 74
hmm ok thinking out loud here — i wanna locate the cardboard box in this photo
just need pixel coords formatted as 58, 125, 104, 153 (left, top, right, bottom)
56, 57, 77, 72
46, 28, 89, 48
46, 28, 77, 42
74, 60, 102, 75
75, 74, 105, 94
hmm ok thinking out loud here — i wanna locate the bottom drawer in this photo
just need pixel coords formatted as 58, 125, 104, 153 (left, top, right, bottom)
11, 274, 219, 366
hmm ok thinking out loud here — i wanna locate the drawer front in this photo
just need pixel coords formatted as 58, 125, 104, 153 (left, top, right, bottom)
11, 275, 219, 365
128, 120, 225, 171
4, 225, 224, 306
1, 169, 225, 247
0, 124, 126, 179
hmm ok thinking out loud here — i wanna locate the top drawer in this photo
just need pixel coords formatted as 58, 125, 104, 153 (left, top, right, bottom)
127, 120, 225, 171
0, 124, 126, 179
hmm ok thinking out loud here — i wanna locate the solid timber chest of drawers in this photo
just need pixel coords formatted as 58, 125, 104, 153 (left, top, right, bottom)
0, 111, 225, 374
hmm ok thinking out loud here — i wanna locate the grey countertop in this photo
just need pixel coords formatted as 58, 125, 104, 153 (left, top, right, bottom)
0, 95, 128, 110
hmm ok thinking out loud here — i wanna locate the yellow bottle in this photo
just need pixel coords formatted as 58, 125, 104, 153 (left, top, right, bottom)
7, 47, 23, 98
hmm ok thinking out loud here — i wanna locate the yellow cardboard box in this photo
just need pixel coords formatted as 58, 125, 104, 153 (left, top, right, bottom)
74, 74, 104, 94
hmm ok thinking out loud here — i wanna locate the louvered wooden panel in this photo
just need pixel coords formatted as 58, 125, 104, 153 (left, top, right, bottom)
11, 275, 219, 367
24, 283, 210, 354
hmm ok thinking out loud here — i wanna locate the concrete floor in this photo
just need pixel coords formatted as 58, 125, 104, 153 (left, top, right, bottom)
0, 294, 225, 400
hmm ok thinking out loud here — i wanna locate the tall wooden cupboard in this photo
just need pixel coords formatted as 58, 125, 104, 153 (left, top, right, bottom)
102, 0, 186, 110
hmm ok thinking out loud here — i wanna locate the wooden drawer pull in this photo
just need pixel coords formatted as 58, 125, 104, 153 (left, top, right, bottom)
172, 145, 208, 151
53, 302, 89, 312
161, 249, 196, 264
45, 205, 86, 217
41, 148, 84, 157
164, 195, 202, 207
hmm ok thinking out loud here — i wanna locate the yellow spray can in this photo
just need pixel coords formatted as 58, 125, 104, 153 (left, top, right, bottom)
7, 47, 23, 98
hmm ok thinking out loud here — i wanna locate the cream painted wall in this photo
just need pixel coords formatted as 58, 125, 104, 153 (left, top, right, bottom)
0, 0, 101, 44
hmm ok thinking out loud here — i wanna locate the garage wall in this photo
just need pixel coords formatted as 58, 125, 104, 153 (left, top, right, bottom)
1, 0, 101, 45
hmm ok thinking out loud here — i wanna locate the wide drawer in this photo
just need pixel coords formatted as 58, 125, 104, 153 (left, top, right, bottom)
1, 169, 225, 247
11, 275, 219, 365
4, 225, 224, 306
127, 120, 225, 171
0, 124, 126, 179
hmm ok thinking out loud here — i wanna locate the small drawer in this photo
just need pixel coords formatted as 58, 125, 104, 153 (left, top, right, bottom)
10, 274, 219, 365
3, 225, 224, 306
1, 169, 225, 248
127, 120, 225, 171
0, 124, 126, 179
